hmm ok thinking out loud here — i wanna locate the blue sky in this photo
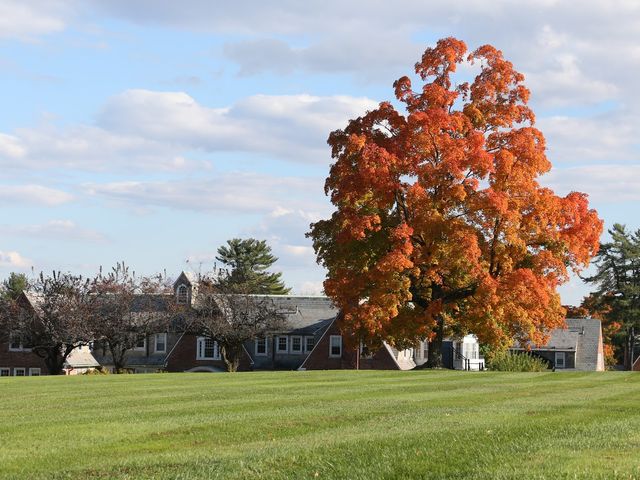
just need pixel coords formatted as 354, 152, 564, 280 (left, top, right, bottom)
1, 1, 638, 304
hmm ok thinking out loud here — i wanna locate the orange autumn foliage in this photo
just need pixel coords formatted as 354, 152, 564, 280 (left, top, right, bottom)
308, 38, 603, 361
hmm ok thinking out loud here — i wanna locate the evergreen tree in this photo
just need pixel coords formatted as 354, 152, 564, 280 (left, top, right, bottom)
216, 238, 290, 294
2, 272, 28, 300
584, 224, 640, 369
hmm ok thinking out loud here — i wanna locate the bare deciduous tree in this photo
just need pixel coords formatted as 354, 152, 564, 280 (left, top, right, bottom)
88, 264, 175, 373
0, 272, 92, 375
190, 274, 287, 372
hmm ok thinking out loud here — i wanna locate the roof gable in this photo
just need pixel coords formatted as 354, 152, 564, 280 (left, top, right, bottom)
173, 271, 198, 288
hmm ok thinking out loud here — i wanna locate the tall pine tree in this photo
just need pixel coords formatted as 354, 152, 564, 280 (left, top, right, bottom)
584, 224, 640, 369
216, 238, 290, 295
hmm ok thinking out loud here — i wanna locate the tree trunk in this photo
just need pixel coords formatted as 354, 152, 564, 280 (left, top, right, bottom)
426, 316, 445, 368
625, 327, 636, 371
41, 345, 66, 375
110, 341, 128, 373
221, 344, 241, 372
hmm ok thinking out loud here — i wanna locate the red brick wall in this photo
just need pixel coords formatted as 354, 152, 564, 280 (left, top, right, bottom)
302, 321, 400, 370
0, 342, 48, 375
166, 334, 252, 372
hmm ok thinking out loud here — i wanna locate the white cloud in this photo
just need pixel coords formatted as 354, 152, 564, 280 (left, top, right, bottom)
294, 280, 325, 296
4, 123, 200, 172
248, 207, 328, 271
0, 134, 26, 158
525, 52, 618, 107
91, 1, 640, 94
97, 89, 378, 163
0, 185, 73, 206
282, 245, 314, 257
0, 220, 107, 243
0, 250, 31, 268
184, 253, 217, 267
0, 0, 72, 41
84, 173, 325, 214
544, 164, 640, 202
539, 113, 637, 164
0, 90, 377, 173
223, 33, 421, 82
83, 2, 640, 180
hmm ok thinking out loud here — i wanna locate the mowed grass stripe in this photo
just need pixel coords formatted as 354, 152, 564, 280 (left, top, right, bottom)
0, 371, 639, 479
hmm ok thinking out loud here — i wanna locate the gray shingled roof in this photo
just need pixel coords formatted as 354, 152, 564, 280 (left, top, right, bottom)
130, 293, 172, 312
542, 329, 579, 351
252, 295, 338, 334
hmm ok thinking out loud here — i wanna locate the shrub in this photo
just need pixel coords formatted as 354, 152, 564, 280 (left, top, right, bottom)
488, 351, 549, 372
83, 367, 110, 375
83, 366, 111, 375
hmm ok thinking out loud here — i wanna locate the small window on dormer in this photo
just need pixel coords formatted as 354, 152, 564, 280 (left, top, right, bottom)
177, 284, 188, 304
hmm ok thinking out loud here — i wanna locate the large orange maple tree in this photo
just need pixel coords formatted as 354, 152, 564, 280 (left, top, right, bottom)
308, 38, 603, 366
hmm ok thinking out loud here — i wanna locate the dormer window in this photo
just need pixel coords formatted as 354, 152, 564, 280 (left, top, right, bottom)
176, 284, 188, 304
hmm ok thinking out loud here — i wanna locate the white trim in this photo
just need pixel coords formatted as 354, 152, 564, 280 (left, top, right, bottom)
241, 342, 255, 367
290, 335, 303, 354
28, 368, 41, 376
13, 367, 26, 377
255, 337, 268, 356
329, 335, 342, 358
276, 335, 288, 354
304, 336, 315, 353
164, 331, 186, 367
383, 342, 404, 370
0, 367, 10, 377
176, 283, 189, 304
133, 337, 147, 352
196, 336, 221, 360
8, 333, 29, 352
154, 333, 167, 353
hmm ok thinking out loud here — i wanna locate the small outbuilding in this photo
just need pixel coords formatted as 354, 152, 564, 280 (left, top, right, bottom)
511, 318, 605, 371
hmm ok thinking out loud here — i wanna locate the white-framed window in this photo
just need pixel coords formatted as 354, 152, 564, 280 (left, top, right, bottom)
29, 368, 41, 376
304, 336, 315, 353
154, 333, 167, 353
176, 284, 189, 304
329, 335, 342, 358
413, 340, 429, 361
9, 333, 29, 352
555, 352, 566, 369
196, 337, 220, 360
290, 336, 303, 353
276, 336, 288, 353
0, 368, 10, 377
255, 337, 267, 356
134, 336, 147, 351
462, 342, 479, 360
14, 368, 26, 377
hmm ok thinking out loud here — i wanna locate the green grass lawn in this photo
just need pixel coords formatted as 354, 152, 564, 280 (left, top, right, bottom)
1, 371, 639, 479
